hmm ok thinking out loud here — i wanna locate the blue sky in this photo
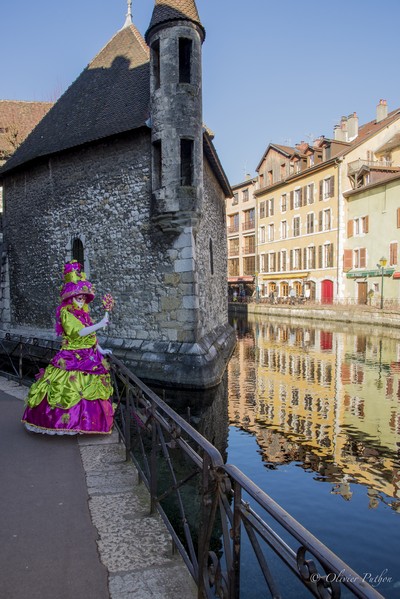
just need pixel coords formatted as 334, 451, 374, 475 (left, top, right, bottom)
2, 0, 400, 185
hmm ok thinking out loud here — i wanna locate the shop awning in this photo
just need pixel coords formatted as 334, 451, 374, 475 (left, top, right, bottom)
228, 276, 254, 283
346, 268, 395, 278
261, 272, 309, 280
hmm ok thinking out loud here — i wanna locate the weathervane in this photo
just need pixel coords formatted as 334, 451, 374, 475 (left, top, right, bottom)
123, 0, 133, 28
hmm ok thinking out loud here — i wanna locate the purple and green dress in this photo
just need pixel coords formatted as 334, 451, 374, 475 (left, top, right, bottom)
22, 306, 114, 435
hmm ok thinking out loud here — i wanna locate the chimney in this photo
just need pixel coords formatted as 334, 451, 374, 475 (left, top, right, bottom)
347, 112, 359, 140
333, 118, 348, 142
376, 99, 388, 123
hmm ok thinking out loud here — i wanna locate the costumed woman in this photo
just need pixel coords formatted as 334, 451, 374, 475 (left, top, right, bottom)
22, 261, 114, 435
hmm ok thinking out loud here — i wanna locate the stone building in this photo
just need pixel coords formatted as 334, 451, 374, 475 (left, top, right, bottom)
0, 0, 235, 388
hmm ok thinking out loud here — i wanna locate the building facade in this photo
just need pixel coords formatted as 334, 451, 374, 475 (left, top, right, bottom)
229, 100, 400, 305
226, 176, 257, 300
0, 0, 236, 388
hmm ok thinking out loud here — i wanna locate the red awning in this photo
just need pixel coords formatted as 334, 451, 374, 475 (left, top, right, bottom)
228, 276, 254, 283
393, 272, 400, 279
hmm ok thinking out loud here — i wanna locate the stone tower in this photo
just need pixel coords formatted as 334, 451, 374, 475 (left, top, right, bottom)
145, 0, 205, 232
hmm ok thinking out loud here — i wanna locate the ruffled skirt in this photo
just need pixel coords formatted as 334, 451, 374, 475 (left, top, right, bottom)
22, 347, 114, 435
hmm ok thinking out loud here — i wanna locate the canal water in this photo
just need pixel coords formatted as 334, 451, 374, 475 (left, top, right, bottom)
223, 312, 400, 598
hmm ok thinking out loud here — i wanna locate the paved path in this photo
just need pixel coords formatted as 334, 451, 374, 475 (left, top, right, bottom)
0, 379, 197, 599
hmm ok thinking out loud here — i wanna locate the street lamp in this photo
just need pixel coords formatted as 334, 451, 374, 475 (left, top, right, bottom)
378, 256, 387, 310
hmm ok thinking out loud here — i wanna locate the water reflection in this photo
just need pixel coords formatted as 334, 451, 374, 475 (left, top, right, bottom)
228, 314, 400, 513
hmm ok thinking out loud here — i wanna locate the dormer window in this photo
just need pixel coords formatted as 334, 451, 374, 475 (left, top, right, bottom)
179, 38, 192, 83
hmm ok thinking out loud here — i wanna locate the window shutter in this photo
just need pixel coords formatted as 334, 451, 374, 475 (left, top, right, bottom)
290, 191, 294, 210
303, 186, 307, 205
343, 249, 353, 271
319, 210, 323, 231
299, 188, 303, 206
347, 220, 354, 238
265, 202, 269, 218
310, 183, 314, 203
303, 247, 307, 269
329, 176, 335, 197
364, 215, 369, 233
270, 198, 274, 216
329, 243, 334, 267
319, 180, 323, 201
360, 248, 366, 268
290, 250, 293, 270
318, 245, 323, 268
277, 251, 281, 272
390, 242, 398, 266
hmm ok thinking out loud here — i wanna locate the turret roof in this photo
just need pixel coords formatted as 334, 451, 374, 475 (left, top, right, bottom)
146, 0, 205, 41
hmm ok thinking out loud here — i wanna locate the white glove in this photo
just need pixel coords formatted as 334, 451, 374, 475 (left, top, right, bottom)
98, 344, 112, 356
78, 312, 109, 337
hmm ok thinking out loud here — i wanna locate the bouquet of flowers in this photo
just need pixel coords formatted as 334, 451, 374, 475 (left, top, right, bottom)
102, 293, 115, 312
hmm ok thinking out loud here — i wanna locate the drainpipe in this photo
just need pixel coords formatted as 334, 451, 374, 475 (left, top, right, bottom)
335, 158, 343, 302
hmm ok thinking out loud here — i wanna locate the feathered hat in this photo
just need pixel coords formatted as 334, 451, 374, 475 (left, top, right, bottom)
60, 260, 95, 303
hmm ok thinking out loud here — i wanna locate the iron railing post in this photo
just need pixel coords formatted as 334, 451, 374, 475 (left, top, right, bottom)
150, 402, 157, 515
125, 386, 131, 462
230, 479, 242, 599
18, 340, 23, 382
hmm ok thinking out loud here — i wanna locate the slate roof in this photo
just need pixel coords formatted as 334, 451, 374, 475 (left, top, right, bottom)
146, 0, 205, 42
0, 25, 150, 175
0, 100, 53, 163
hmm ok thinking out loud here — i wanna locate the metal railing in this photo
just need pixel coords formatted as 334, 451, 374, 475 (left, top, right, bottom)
0, 335, 384, 599
109, 356, 382, 598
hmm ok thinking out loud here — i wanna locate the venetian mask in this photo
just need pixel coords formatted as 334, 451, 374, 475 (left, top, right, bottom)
72, 294, 86, 309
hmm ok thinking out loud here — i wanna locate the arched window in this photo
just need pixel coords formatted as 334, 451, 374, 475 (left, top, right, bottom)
72, 238, 84, 267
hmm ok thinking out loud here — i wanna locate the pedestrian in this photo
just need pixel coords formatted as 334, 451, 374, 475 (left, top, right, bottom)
289, 287, 296, 305
22, 260, 114, 435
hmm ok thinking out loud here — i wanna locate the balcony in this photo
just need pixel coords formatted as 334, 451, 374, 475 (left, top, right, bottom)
242, 220, 255, 231
347, 158, 400, 174
347, 158, 400, 188
228, 247, 240, 257
227, 225, 239, 235
242, 245, 256, 255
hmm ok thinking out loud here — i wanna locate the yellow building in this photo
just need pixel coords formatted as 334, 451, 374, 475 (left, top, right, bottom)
248, 100, 400, 304
255, 140, 347, 302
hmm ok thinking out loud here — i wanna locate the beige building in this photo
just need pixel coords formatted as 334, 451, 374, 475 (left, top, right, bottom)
340, 102, 400, 305
344, 172, 400, 306
226, 176, 257, 299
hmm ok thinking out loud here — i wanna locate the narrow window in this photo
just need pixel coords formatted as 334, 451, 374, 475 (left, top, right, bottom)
72, 238, 84, 267
209, 238, 214, 275
153, 140, 162, 189
151, 40, 160, 89
179, 38, 192, 83
180, 139, 193, 186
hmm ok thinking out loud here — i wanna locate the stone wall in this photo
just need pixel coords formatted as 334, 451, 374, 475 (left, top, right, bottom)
2, 129, 235, 387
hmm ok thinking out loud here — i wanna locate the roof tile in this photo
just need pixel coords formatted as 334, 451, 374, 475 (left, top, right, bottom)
1, 25, 150, 174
